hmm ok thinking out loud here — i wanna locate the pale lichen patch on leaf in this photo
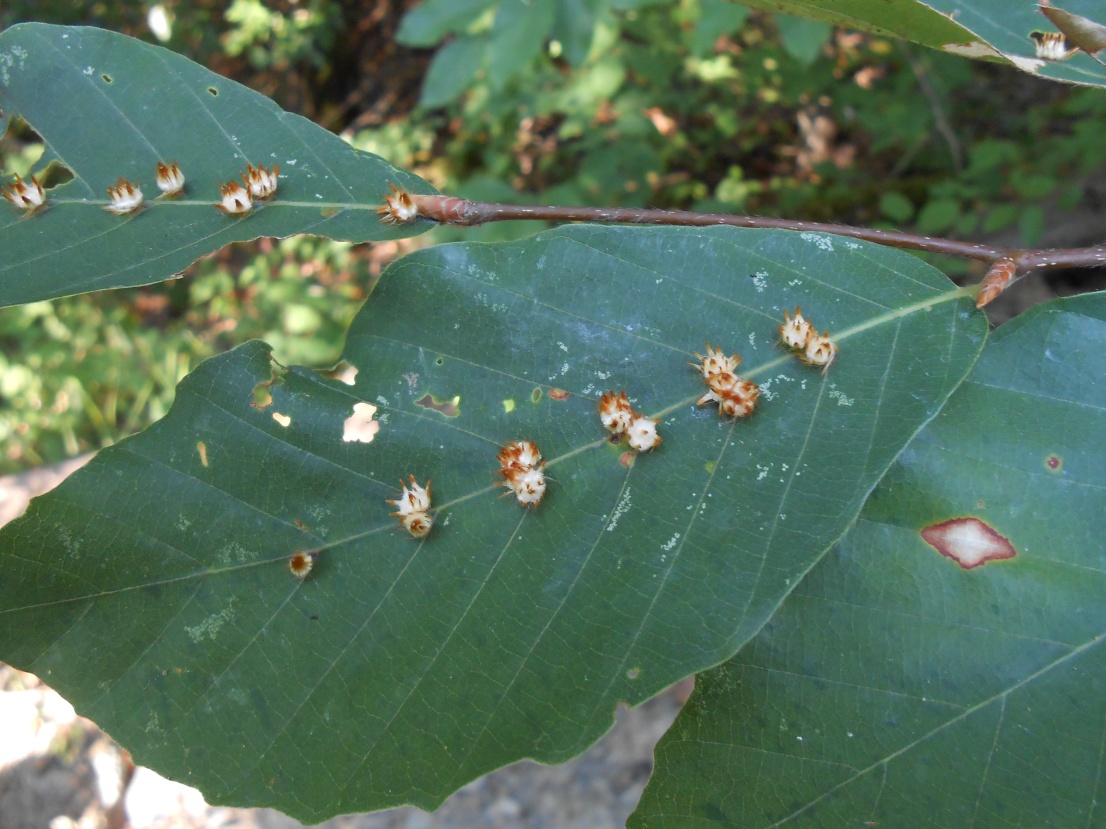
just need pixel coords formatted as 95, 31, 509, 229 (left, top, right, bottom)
342, 402, 380, 444
184, 599, 237, 643
921, 517, 1017, 569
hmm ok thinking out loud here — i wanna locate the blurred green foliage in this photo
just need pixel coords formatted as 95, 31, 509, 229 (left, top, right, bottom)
2, 0, 1105, 474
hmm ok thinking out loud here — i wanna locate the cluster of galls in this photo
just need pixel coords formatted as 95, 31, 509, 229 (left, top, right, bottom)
692, 345, 761, 418
387, 475, 434, 538
217, 163, 280, 215
4, 159, 283, 218
779, 307, 838, 372
598, 391, 662, 451
497, 440, 547, 508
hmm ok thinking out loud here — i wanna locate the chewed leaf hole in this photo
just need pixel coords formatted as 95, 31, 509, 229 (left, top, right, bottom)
921, 517, 1017, 570
343, 402, 380, 443
272, 412, 291, 428
207, 86, 219, 96
250, 356, 287, 410
101, 73, 113, 83
414, 393, 460, 418
319, 360, 358, 386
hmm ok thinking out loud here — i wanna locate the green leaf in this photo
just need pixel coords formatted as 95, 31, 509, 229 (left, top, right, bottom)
395, 0, 499, 47
775, 13, 832, 66
0, 24, 434, 308
691, 0, 752, 57
487, 0, 557, 90
552, 0, 601, 65
418, 34, 489, 108
916, 196, 961, 234
731, 0, 1106, 87
631, 292, 1106, 828
879, 191, 915, 223
0, 225, 985, 821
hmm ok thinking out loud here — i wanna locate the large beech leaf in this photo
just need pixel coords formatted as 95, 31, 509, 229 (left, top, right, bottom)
0, 23, 433, 308
0, 225, 985, 821
631, 292, 1106, 828
736, 0, 1106, 87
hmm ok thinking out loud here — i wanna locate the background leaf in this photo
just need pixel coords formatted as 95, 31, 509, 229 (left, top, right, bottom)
0, 23, 434, 308
732, 0, 1106, 87
0, 225, 985, 821
631, 291, 1106, 828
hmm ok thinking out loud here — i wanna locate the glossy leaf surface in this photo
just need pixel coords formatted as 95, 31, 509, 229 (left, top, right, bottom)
735, 0, 1106, 87
0, 225, 985, 820
0, 23, 433, 308
632, 292, 1106, 828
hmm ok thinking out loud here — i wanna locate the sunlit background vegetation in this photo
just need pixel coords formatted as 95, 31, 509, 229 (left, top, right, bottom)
2, 0, 1104, 474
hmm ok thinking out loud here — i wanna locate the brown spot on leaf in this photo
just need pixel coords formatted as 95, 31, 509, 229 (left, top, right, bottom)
531, 388, 543, 404
197, 441, 208, 468
549, 388, 570, 401
619, 451, 636, 469
414, 393, 460, 417
1046, 454, 1062, 472
921, 517, 1017, 570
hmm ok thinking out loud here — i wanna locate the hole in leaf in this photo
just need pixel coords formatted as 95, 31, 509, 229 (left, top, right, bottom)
101, 73, 113, 83
342, 402, 380, 443
414, 393, 460, 418
531, 388, 543, 404
272, 412, 291, 428
207, 86, 218, 96
250, 356, 287, 410
436, 356, 444, 366
318, 360, 358, 386
502, 399, 515, 413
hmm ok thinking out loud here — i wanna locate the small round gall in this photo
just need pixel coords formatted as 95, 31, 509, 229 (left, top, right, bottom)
387, 475, 432, 516
216, 180, 253, 215
402, 511, 434, 539
155, 162, 185, 197
503, 465, 547, 507
289, 550, 318, 579
104, 177, 144, 215
692, 344, 741, 380
627, 416, 662, 452
802, 331, 838, 373
497, 440, 543, 471
599, 391, 635, 435
243, 163, 279, 200
3, 173, 46, 212
377, 184, 418, 224
779, 307, 814, 351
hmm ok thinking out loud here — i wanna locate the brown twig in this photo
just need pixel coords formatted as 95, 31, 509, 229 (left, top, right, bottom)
402, 194, 1106, 305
